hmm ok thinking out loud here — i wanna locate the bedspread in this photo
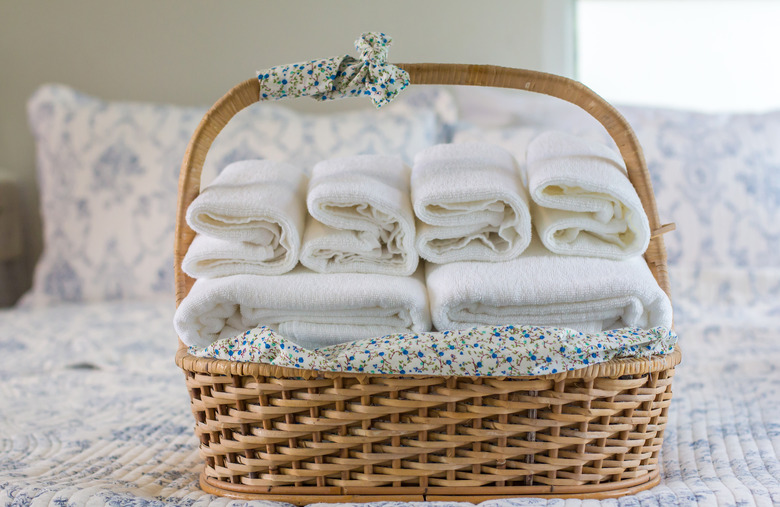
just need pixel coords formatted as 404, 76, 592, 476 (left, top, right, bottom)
1, 268, 779, 506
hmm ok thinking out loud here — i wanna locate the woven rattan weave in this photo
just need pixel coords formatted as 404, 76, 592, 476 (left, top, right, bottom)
174, 64, 681, 503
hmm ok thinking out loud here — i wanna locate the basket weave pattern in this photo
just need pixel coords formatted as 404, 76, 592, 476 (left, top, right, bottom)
175, 64, 681, 502
187, 366, 676, 492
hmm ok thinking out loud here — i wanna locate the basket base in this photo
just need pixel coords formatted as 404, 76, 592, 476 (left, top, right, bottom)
200, 470, 661, 504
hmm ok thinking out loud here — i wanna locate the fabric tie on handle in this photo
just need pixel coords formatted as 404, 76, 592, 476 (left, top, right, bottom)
257, 32, 410, 108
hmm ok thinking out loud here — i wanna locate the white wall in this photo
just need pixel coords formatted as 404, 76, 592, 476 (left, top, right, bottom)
577, 0, 780, 112
0, 0, 574, 295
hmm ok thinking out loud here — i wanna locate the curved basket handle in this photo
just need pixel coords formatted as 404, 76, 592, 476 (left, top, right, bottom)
174, 63, 671, 306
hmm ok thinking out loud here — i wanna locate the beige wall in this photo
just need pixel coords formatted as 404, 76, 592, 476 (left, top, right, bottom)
0, 0, 574, 295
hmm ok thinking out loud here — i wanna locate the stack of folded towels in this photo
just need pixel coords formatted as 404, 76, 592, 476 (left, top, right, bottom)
424, 133, 667, 333
174, 132, 672, 352
175, 156, 430, 349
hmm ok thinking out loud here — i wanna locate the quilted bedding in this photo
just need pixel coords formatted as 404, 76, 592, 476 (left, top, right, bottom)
1, 268, 779, 506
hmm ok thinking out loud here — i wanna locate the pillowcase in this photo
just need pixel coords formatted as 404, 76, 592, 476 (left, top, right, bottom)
452, 88, 780, 269
617, 106, 780, 269
23, 84, 456, 306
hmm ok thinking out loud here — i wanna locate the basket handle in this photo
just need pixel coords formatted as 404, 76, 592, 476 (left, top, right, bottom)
174, 63, 671, 305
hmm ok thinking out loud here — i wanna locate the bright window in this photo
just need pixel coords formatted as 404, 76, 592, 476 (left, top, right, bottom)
576, 0, 780, 112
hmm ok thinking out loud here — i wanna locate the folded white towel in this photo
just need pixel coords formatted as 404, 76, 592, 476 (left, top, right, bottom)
300, 155, 418, 276
185, 160, 307, 274
426, 239, 672, 333
526, 131, 651, 259
411, 143, 532, 263
183, 235, 289, 278
174, 267, 432, 349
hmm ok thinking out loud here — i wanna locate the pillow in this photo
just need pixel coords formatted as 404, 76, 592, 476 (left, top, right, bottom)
452, 86, 603, 130
617, 105, 780, 269
451, 88, 780, 269
23, 84, 456, 306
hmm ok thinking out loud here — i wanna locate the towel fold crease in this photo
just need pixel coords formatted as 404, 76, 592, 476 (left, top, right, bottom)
184, 160, 307, 276
300, 155, 418, 275
426, 239, 672, 333
526, 131, 651, 259
174, 267, 432, 349
411, 143, 532, 263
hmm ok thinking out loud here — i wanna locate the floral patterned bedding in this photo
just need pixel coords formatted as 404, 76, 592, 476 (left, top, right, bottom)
1, 266, 779, 506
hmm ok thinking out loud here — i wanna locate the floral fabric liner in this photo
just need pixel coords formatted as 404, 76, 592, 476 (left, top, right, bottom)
257, 32, 410, 108
191, 325, 678, 376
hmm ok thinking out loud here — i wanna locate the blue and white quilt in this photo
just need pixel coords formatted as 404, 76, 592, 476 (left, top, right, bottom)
1, 267, 779, 506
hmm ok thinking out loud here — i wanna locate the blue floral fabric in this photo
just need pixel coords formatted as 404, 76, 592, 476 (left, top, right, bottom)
257, 32, 409, 107
192, 325, 677, 376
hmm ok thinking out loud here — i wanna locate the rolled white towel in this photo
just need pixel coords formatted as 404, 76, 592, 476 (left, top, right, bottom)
526, 131, 651, 259
426, 239, 672, 333
183, 235, 289, 278
174, 266, 432, 349
185, 160, 307, 274
300, 155, 418, 276
411, 143, 532, 263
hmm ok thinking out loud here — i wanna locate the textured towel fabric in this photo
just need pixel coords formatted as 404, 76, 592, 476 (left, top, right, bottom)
173, 266, 431, 349
185, 160, 307, 275
426, 239, 672, 333
411, 143, 532, 263
300, 155, 418, 275
526, 131, 651, 259
182, 235, 288, 278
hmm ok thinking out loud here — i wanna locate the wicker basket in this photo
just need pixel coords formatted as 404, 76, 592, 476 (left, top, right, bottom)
174, 64, 681, 503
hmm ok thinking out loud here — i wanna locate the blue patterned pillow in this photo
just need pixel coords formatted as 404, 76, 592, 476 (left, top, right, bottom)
618, 106, 780, 269
23, 84, 455, 306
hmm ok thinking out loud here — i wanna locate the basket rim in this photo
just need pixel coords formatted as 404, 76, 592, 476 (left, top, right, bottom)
200, 469, 662, 502
175, 342, 680, 380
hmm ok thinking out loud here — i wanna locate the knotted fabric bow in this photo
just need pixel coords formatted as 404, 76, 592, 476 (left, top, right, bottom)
257, 32, 410, 108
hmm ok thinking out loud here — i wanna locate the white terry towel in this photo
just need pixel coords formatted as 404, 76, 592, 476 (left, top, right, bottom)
426, 239, 672, 333
174, 267, 432, 349
411, 143, 532, 263
300, 155, 418, 276
183, 235, 291, 278
185, 159, 307, 274
526, 131, 651, 259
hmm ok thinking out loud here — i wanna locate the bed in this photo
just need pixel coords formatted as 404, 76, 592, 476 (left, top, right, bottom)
1, 83, 779, 506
